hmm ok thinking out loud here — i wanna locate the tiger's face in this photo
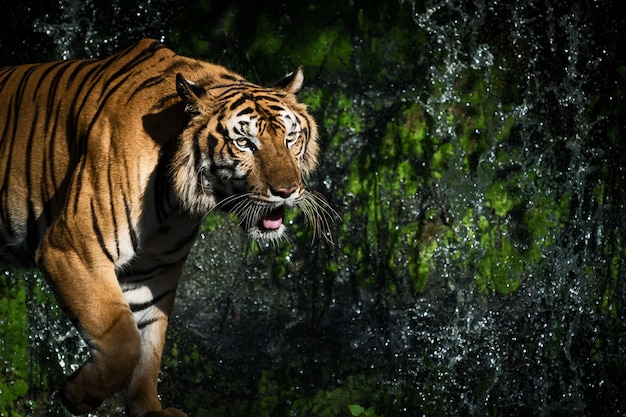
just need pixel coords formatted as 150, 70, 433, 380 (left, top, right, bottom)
171, 68, 331, 242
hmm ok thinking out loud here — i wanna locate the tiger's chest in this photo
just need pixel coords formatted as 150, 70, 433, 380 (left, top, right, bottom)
116, 208, 200, 285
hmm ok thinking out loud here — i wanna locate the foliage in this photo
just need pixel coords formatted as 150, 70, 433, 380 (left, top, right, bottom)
348, 404, 381, 417
0, 272, 29, 416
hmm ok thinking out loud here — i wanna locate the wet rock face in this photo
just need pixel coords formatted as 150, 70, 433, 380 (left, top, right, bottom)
0, 0, 624, 416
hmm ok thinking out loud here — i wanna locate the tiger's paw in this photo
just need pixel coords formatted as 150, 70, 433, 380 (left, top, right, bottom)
141, 408, 188, 417
61, 361, 133, 415
60, 381, 106, 415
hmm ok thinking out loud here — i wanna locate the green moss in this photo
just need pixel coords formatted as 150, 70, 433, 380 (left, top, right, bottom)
0, 272, 29, 416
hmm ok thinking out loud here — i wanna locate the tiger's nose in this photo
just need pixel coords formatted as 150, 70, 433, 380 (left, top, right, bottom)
270, 184, 298, 198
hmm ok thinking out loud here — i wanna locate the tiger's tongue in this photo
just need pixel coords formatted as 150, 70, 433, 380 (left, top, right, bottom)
261, 207, 284, 230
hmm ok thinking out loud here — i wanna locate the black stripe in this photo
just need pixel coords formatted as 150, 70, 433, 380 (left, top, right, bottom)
45, 108, 63, 193
126, 74, 166, 105
207, 133, 219, 177
225, 142, 238, 159
34, 61, 68, 103
216, 116, 227, 135
128, 288, 176, 313
230, 95, 248, 110
0, 67, 18, 88
107, 165, 122, 259
252, 94, 281, 103
93, 309, 126, 341
220, 73, 239, 82
123, 194, 139, 251
71, 156, 88, 216
137, 317, 162, 330
24, 104, 39, 193
25, 200, 39, 255
91, 199, 115, 263
236, 107, 254, 116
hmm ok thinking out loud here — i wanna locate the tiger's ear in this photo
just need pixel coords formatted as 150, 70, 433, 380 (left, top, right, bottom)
274, 66, 304, 94
176, 73, 207, 115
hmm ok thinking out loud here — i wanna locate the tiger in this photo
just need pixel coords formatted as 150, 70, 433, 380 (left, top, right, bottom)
0, 38, 333, 417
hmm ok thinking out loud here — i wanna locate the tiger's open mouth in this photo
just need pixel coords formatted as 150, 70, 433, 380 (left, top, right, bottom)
259, 205, 285, 231
220, 190, 336, 244
244, 204, 287, 242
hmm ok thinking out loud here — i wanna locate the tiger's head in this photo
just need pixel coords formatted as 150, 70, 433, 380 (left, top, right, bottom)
171, 67, 332, 242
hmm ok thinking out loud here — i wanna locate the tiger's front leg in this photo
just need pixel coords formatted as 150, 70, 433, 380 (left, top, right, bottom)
37, 226, 142, 414
37, 225, 189, 417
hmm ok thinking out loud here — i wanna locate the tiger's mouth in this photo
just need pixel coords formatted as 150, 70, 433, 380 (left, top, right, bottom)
247, 204, 287, 242
215, 189, 336, 244
259, 205, 285, 231
212, 186, 289, 240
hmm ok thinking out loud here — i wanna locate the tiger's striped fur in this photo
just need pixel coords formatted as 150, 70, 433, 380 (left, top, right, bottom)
0, 38, 332, 417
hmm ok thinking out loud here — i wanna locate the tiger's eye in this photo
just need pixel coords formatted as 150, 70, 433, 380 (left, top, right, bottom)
285, 131, 300, 147
235, 137, 250, 149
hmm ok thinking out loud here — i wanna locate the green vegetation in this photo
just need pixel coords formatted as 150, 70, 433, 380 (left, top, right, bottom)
0, 272, 29, 415
348, 405, 381, 417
